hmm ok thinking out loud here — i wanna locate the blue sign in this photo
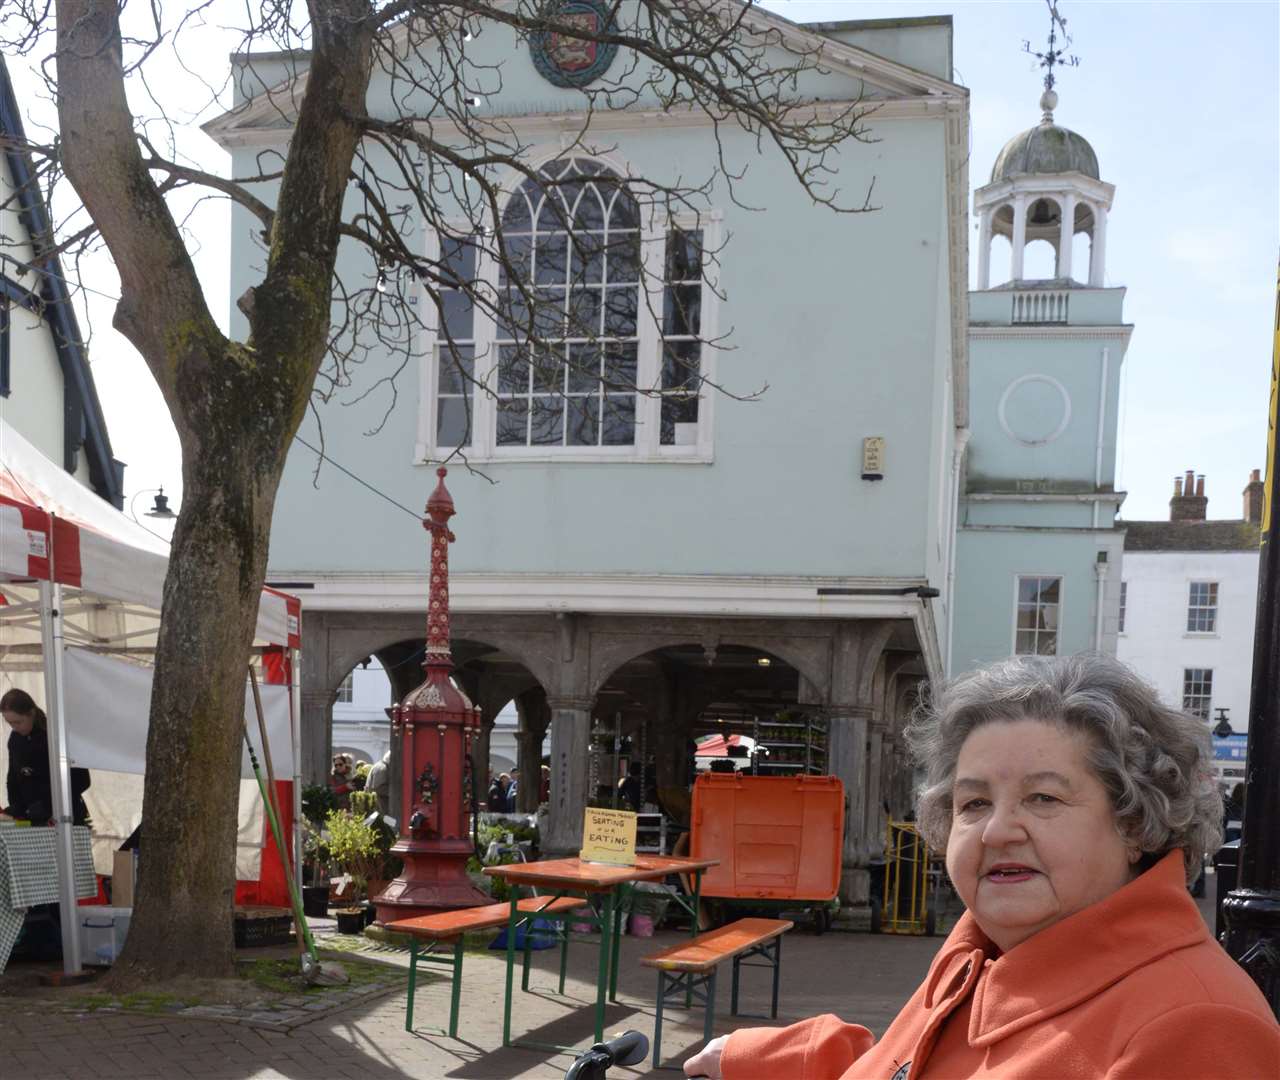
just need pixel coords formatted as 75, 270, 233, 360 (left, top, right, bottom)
1212, 733, 1248, 762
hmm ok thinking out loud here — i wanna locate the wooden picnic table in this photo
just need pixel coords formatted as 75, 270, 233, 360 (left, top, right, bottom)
484, 853, 719, 1050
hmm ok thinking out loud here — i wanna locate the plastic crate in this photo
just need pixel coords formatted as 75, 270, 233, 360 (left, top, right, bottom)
78, 906, 132, 966
691, 773, 844, 901
233, 906, 294, 948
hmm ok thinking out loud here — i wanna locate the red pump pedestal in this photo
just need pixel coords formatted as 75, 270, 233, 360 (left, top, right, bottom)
374, 469, 489, 922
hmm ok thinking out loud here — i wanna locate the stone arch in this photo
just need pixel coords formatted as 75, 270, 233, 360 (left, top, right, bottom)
587, 633, 829, 702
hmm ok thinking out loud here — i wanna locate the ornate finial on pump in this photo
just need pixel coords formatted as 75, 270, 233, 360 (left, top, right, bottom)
423, 467, 456, 662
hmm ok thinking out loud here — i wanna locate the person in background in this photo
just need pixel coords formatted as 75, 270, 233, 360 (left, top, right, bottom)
365, 750, 392, 817
506, 768, 520, 812
684, 654, 1280, 1079
539, 763, 551, 804
617, 761, 644, 813
328, 752, 355, 809
1, 688, 90, 826
487, 771, 511, 812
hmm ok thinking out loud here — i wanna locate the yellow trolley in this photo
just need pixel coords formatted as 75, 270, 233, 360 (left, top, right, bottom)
870, 818, 939, 936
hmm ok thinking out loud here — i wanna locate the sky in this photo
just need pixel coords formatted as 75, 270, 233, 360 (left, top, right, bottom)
6, 0, 1278, 528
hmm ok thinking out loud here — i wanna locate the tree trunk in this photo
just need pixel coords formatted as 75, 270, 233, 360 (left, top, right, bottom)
106, 366, 289, 984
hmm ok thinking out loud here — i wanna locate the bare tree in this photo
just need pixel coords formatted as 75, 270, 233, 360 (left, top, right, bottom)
1, 0, 876, 985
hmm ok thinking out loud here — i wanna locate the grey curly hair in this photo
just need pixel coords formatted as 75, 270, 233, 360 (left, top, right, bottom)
905, 653, 1222, 883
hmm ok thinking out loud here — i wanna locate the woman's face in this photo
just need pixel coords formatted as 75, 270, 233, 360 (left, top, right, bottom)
944, 718, 1136, 953
2, 709, 33, 737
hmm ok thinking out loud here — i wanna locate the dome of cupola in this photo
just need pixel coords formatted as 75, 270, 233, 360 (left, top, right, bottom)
990, 89, 1099, 182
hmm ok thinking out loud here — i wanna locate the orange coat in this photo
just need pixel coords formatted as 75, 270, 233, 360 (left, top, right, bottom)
720, 852, 1280, 1079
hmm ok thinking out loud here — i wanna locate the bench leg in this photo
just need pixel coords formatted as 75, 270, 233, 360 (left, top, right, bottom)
704, 967, 718, 1045
652, 969, 666, 1068
405, 939, 418, 1032
731, 953, 741, 1017
771, 935, 782, 1019
609, 893, 625, 1002
448, 939, 464, 1038
594, 891, 615, 1045
521, 917, 533, 992
558, 917, 569, 995
502, 896, 518, 1046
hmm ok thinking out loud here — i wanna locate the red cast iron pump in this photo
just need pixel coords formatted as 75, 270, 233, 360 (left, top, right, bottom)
374, 468, 490, 921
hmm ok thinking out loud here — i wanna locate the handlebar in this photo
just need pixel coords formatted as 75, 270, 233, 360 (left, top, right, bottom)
564, 1030, 650, 1079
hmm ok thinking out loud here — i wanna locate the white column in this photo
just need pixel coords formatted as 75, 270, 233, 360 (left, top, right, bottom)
977, 208, 993, 289
1010, 194, 1028, 281
1058, 193, 1076, 280
1089, 205, 1108, 286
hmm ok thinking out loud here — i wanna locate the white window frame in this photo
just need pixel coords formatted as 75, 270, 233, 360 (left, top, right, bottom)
1185, 580, 1219, 635
335, 673, 354, 704
1182, 667, 1213, 720
415, 152, 721, 465
1011, 573, 1063, 657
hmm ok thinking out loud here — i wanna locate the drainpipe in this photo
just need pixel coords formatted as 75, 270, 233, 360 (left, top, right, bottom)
945, 426, 972, 676
1093, 347, 1110, 529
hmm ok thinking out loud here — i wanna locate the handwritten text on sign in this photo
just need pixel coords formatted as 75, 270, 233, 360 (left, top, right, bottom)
579, 807, 637, 866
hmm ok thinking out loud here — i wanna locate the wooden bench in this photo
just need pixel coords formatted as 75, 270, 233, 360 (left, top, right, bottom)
641, 917, 793, 1069
389, 896, 587, 1038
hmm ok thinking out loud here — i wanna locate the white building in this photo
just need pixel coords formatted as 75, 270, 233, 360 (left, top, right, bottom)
0, 57, 124, 507
209, 10, 970, 901
1116, 470, 1262, 785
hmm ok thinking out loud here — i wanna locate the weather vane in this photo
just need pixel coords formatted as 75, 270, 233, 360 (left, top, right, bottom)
1022, 0, 1080, 95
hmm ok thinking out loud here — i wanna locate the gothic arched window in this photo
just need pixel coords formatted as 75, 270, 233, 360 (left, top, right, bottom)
424, 155, 714, 461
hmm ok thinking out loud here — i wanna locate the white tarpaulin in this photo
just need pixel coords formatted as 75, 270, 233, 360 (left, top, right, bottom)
61, 647, 293, 778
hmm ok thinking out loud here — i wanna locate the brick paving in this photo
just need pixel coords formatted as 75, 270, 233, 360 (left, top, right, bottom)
0, 880, 1221, 1079
1, 924, 940, 1080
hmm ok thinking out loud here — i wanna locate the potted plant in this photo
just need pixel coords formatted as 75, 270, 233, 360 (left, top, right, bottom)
300, 783, 338, 916
325, 802, 383, 934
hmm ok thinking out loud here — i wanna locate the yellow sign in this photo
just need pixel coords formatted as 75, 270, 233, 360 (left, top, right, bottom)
579, 807, 637, 867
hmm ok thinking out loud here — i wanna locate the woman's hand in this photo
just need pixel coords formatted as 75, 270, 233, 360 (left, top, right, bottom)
683, 1034, 728, 1078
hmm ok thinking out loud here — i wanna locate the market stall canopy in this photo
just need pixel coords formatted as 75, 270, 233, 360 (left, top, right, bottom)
694, 733, 756, 758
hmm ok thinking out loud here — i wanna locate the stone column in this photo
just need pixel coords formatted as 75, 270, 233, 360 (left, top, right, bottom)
1010, 193, 1028, 281
864, 718, 888, 860
300, 689, 335, 787
827, 706, 871, 903
977, 208, 993, 289
543, 698, 592, 854
1057, 192, 1076, 280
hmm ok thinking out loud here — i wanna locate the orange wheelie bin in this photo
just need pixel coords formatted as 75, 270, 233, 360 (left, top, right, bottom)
689, 773, 844, 931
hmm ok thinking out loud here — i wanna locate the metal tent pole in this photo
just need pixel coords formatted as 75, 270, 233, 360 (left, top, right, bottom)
38, 572, 83, 975
290, 645, 303, 898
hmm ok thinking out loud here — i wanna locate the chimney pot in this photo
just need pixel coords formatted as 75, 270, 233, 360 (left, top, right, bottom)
1243, 468, 1266, 525
1170, 468, 1209, 523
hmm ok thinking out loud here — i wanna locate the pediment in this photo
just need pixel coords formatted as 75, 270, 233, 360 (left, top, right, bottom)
204, 2, 962, 145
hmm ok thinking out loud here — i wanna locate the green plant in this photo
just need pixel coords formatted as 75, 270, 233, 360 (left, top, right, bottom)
324, 808, 382, 905
302, 784, 338, 827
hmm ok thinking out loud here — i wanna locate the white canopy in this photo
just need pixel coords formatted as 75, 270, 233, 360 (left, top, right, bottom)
0, 417, 302, 975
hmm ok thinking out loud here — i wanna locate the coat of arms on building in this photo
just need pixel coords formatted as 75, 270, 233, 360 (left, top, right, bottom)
530, 0, 618, 88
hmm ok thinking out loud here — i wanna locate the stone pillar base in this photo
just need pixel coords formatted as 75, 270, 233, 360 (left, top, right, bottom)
839, 866, 870, 906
